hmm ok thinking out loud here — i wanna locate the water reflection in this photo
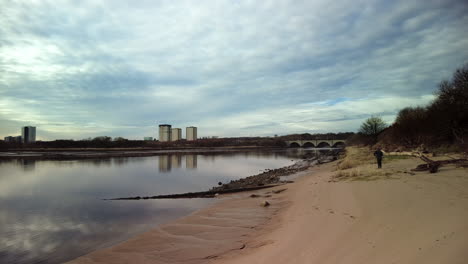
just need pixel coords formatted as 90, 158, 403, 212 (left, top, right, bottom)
0, 198, 213, 264
153, 150, 335, 173
0, 159, 37, 171
91, 158, 112, 167
113, 157, 130, 166
20, 159, 36, 171
186, 155, 197, 169
285, 148, 333, 158
0, 149, 330, 264
171, 155, 182, 169
158, 155, 171, 172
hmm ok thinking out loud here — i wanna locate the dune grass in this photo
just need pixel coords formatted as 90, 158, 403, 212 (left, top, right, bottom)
334, 147, 401, 181
336, 147, 374, 170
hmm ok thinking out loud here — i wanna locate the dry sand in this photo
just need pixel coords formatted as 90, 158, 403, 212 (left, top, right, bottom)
68, 157, 468, 264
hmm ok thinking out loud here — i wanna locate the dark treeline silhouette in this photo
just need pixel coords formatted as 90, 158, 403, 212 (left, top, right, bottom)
0, 138, 146, 149
353, 64, 468, 151
0, 133, 355, 150
277, 132, 354, 141
386, 64, 468, 149
0, 136, 286, 150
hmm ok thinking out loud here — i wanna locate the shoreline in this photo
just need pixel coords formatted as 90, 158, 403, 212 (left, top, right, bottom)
66, 151, 468, 264
66, 168, 308, 264
106, 152, 339, 200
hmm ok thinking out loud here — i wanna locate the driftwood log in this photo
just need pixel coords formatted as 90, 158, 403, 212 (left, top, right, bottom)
412, 154, 467, 173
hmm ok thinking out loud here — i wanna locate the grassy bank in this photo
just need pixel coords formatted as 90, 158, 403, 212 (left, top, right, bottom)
334, 147, 414, 181
334, 146, 467, 182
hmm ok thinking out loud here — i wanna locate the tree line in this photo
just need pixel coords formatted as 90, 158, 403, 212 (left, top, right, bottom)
352, 63, 468, 150
0, 132, 357, 150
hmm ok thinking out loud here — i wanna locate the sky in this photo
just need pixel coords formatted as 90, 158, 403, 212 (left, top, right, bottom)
1, 0, 467, 140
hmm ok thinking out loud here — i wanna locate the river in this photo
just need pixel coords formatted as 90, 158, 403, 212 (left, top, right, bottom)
0, 149, 325, 264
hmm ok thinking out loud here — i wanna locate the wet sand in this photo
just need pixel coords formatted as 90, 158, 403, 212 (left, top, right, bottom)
67, 157, 468, 264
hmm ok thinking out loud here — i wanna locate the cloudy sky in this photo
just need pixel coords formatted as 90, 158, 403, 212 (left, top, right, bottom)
1, 0, 467, 140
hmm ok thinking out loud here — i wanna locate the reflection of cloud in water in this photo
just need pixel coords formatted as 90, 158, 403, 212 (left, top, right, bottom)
0, 198, 214, 264
0, 210, 91, 263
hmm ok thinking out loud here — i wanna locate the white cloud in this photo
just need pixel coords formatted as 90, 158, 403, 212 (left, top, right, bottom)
0, 0, 467, 139
195, 94, 435, 136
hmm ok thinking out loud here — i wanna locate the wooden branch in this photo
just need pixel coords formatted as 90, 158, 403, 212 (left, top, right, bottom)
412, 154, 467, 173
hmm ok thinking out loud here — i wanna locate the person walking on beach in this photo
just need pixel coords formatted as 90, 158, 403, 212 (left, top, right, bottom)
374, 148, 384, 168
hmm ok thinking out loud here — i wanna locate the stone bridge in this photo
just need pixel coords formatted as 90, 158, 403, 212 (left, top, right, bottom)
285, 139, 346, 148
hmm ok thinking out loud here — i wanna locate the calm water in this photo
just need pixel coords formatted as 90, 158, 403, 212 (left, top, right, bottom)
0, 149, 318, 264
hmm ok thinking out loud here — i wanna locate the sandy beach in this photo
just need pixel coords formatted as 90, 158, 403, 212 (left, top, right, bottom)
67, 154, 468, 264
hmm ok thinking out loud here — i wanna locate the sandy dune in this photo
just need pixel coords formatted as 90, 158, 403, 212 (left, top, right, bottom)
68, 157, 468, 264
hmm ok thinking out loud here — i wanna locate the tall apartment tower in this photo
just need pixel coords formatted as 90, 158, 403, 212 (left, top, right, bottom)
171, 128, 182, 141
186, 126, 197, 141
21, 126, 36, 143
158, 124, 172, 142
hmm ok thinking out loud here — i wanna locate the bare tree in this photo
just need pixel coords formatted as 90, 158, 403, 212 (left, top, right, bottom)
359, 116, 387, 138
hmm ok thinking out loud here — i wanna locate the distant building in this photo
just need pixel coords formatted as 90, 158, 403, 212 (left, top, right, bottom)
158, 124, 172, 142
4, 135, 22, 142
22, 126, 36, 143
4, 136, 14, 142
144, 137, 153, 141
171, 128, 182, 141
186, 126, 197, 141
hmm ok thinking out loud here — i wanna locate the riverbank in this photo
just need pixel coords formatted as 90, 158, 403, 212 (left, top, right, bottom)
107, 152, 338, 200
67, 149, 468, 264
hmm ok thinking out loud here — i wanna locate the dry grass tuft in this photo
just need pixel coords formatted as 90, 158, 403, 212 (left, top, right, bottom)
334, 168, 360, 179
336, 147, 374, 170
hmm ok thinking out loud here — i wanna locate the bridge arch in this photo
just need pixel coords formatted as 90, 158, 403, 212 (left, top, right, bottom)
289, 142, 301, 148
302, 142, 315, 148
316, 142, 331, 148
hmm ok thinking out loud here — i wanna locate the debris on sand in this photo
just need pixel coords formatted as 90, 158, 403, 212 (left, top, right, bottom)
272, 188, 287, 194
210, 151, 340, 193
412, 154, 467, 173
